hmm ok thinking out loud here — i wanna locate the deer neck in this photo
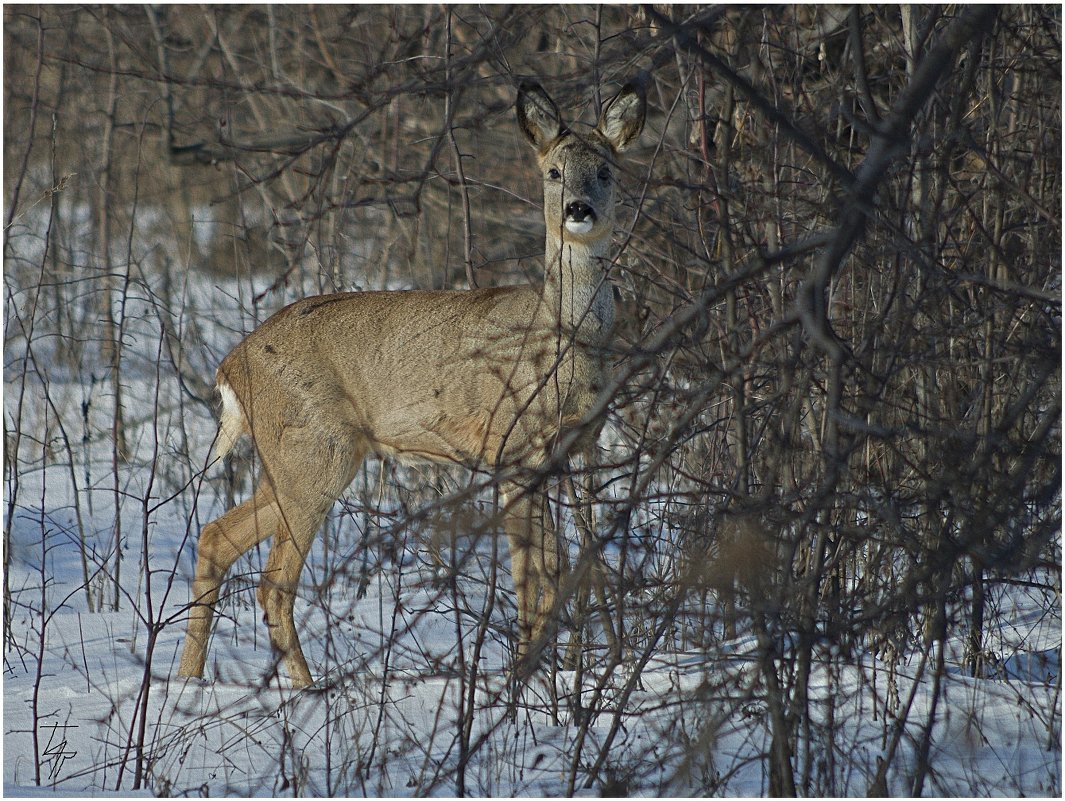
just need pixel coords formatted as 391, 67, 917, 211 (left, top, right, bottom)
541, 234, 615, 343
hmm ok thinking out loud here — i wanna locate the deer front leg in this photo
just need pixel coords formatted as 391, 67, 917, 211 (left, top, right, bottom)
502, 481, 562, 661
179, 483, 283, 679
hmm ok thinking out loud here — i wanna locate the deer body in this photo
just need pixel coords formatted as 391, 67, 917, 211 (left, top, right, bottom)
217, 283, 607, 467
178, 80, 645, 687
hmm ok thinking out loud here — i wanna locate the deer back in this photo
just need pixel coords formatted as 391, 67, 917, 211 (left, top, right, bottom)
216, 81, 645, 474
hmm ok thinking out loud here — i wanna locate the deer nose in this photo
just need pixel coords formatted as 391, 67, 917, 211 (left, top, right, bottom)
564, 200, 596, 223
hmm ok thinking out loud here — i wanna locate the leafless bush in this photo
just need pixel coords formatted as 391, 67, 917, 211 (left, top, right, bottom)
4, 5, 1059, 795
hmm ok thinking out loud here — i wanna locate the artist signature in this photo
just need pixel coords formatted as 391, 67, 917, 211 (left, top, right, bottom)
42, 722, 78, 780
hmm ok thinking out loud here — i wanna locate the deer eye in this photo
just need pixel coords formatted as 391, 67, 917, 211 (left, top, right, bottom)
598, 166, 612, 183
547, 167, 561, 180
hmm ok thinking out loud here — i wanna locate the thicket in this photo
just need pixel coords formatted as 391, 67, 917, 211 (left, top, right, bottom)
4, 5, 1060, 795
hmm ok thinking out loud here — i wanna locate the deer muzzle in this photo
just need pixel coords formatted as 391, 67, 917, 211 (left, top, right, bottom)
564, 200, 596, 234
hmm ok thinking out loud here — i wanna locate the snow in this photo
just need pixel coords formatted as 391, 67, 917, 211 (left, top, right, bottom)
4, 442, 1059, 796
3, 219, 1061, 796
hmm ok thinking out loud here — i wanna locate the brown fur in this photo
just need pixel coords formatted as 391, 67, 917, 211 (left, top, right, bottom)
178, 80, 645, 686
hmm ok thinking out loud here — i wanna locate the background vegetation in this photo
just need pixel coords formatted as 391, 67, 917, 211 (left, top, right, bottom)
4, 4, 1060, 795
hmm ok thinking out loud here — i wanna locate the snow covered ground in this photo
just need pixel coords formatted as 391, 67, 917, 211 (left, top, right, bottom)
3, 429, 1060, 795
3, 249, 1061, 796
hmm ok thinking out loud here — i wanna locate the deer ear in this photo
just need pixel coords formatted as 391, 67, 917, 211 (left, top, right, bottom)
597, 83, 646, 152
516, 82, 562, 151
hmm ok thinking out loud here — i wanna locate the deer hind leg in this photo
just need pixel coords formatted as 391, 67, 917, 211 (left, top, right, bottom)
179, 482, 285, 679
255, 496, 330, 687
502, 481, 562, 660
255, 438, 364, 688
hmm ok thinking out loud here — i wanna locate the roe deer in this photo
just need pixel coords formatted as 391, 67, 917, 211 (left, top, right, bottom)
178, 79, 645, 687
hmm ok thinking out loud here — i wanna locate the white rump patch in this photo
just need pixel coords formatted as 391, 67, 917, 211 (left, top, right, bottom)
213, 380, 245, 463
